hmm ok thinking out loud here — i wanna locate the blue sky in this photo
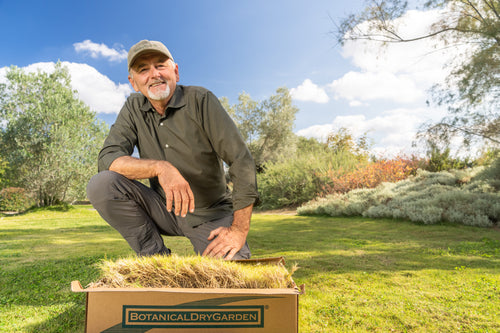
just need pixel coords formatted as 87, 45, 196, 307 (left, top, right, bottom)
0, 0, 458, 156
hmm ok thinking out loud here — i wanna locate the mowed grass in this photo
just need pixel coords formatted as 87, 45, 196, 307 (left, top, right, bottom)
0, 206, 499, 332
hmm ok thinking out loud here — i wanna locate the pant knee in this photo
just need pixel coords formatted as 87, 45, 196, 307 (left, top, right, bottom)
87, 170, 122, 204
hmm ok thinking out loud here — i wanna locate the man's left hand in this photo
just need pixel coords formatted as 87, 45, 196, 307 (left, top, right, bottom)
202, 226, 247, 260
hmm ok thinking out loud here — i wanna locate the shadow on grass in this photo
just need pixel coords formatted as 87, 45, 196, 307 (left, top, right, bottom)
1, 204, 76, 217
0, 225, 128, 268
27, 204, 75, 213
0, 255, 99, 332
23, 303, 86, 333
1, 256, 102, 306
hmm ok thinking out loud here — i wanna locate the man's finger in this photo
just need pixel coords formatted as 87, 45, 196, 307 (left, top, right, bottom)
202, 240, 216, 257
173, 190, 181, 216
224, 248, 238, 261
187, 188, 195, 213
165, 190, 174, 212
207, 227, 223, 241
202, 229, 223, 256
209, 243, 230, 259
179, 189, 192, 217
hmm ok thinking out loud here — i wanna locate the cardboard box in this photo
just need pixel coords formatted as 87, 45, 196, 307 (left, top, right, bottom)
72, 257, 303, 333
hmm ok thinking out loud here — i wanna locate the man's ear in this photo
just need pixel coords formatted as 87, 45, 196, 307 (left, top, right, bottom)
174, 63, 180, 82
128, 75, 140, 92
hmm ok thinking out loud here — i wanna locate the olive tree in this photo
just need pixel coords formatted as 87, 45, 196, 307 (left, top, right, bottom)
0, 62, 108, 206
221, 87, 299, 169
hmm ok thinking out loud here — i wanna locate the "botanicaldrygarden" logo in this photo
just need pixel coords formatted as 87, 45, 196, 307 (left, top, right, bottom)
122, 305, 264, 329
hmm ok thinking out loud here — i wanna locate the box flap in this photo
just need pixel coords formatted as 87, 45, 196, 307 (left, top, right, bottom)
234, 256, 286, 266
71, 280, 84, 292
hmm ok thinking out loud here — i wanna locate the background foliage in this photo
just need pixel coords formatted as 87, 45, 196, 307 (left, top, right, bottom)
0, 63, 108, 207
256, 132, 368, 209
0, 187, 33, 212
298, 157, 500, 227
221, 87, 298, 169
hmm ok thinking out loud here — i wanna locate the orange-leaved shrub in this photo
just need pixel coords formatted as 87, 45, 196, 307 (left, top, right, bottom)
321, 157, 422, 195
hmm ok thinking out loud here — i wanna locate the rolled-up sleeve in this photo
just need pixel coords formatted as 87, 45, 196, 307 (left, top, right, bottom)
98, 102, 137, 172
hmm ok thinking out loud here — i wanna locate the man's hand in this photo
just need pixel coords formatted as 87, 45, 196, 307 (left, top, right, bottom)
156, 162, 195, 217
203, 226, 247, 260
109, 156, 195, 217
202, 204, 253, 260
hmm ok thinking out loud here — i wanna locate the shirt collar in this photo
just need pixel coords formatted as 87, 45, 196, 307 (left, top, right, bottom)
139, 85, 187, 114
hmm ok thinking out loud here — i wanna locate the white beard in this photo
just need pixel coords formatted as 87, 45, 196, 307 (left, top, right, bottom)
148, 82, 171, 101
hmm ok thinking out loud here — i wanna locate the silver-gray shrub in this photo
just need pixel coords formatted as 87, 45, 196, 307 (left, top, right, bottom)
298, 161, 500, 227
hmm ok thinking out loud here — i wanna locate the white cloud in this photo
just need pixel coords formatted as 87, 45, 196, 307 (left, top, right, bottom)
329, 71, 424, 104
3, 62, 132, 114
74, 40, 127, 62
342, 9, 450, 74
290, 79, 329, 103
63, 62, 132, 114
295, 123, 335, 142
296, 106, 446, 157
348, 100, 367, 107
330, 8, 462, 105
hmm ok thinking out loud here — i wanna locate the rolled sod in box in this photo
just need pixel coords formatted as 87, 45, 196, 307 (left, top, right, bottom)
72, 255, 303, 332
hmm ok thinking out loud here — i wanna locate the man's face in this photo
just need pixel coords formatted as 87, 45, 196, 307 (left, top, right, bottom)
128, 52, 179, 102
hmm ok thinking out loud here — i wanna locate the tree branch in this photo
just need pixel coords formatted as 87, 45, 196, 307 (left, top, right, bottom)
430, 122, 500, 144
464, 0, 486, 22
483, 0, 500, 19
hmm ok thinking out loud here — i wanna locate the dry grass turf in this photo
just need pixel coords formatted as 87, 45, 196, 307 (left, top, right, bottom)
89, 254, 297, 289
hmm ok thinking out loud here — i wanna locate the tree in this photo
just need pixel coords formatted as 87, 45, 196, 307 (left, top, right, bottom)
335, 0, 499, 148
0, 157, 7, 188
221, 87, 299, 169
326, 127, 371, 160
0, 63, 108, 206
296, 136, 329, 153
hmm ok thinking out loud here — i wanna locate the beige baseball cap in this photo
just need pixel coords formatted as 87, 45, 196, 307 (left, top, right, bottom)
127, 40, 174, 70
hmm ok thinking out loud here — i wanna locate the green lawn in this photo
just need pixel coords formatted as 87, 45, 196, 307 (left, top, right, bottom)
0, 206, 499, 332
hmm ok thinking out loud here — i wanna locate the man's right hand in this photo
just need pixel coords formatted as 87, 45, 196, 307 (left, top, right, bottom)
109, 156, 195, 217
156, 161, 195, 217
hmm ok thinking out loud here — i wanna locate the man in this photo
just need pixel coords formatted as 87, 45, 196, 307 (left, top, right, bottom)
87, 40, 259, 260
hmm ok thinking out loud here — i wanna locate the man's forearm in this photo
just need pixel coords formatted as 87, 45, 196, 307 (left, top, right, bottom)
231, 204, 253, 235
109, 156, 167, 180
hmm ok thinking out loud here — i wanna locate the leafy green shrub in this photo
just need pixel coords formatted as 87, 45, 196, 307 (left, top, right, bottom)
0, 187, 33, 212
257, 154, 324, 209
257, 150, 360, 209
472, 156, 500, 191
427, 148, 465, 171
298, 164, 500, 227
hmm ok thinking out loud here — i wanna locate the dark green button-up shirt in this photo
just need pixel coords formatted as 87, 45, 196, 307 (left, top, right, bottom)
98, 85, 259, 227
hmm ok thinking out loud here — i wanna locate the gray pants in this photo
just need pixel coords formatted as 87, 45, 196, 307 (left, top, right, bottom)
86, 171, 251, 259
